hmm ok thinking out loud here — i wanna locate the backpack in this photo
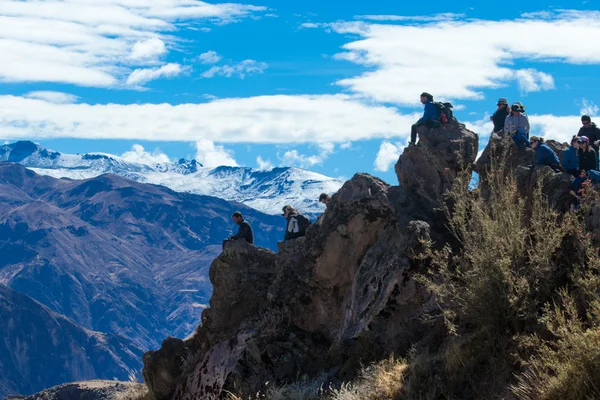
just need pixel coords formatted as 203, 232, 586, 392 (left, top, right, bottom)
434, 102, 454, 124
296, 214, 312, 235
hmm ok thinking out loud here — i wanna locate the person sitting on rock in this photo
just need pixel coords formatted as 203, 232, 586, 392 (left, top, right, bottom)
490, 97, 510, 136
578, 115, 600, 169
505, 102, 530, 149
571, 169, 588, 210
577, 136, 600, 183
530, 136, 562, 172
563, 135, 581, 176
409, 92, 439, 146
319, 193, 331, 204
223, 211, 254, 250
282, 205, 311, 241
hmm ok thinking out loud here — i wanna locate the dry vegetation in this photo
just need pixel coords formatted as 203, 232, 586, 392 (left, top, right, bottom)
230, 169, 600, 399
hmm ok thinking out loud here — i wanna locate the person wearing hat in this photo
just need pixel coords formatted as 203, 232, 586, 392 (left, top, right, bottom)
530, 136, 562, 172
490, 97, 510, 136
578, 115, 600, 169
505, 102, 530, 139
409, 92, 440, 146
577, 136, 597, 173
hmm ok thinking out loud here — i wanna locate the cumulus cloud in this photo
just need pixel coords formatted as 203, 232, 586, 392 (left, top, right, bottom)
130, 38, 167, 61
279, 143, 335, 168
0, 0, 265, 87
0, 94, 416, 143
201, 59, 267, 79
195, 139, 238, 167
320, 11, 600, 105
126, 63, 184, 86
23, 91, 79, 104
374, 141, 404, 172
198, 51, 221, 64
340, 142, 353, 150
256, 155, 273, 170
580, 99, 599, 116
121, 144, 171, 165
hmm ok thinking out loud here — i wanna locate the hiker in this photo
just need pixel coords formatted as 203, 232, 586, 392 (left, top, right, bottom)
222, 211, 254, 250
571, 169, 588, 210
319, 193, 331, 204
530, 136, 562, 172
562, 136, 580, 176
578, 136, 597, 172
505, 102, 530, 148
282, 205, 311, 241
490, 98, 510, 136
409, 92, 439, 146
578, 115, 600, 169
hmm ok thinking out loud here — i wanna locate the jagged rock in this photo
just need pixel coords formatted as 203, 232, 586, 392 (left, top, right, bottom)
142, 125, 480, 399
142, 337, 189, 400
396, 122, 478, 205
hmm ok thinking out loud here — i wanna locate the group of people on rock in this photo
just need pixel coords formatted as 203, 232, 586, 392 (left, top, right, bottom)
222, 192, 332, 249
411, 93, 600, 209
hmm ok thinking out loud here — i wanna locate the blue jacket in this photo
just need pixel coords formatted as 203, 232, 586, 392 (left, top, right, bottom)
417, 101, 439, 124
535, 143, 560, 166
562, 146, 579, 171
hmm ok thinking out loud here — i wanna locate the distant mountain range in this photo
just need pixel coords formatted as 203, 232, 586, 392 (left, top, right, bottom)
0, 284, 143, 399
0, 163, 285, 397
0, 141, 343, 218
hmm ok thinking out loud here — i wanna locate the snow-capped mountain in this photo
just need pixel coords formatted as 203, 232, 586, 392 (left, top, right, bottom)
0, 141, 344, 217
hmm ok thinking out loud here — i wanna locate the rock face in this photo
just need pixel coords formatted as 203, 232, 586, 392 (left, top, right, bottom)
142, 123, 479, 400
6, 381, 145, 400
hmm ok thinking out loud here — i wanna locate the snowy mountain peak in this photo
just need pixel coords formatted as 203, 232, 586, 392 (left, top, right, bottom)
1, 141, 343, 217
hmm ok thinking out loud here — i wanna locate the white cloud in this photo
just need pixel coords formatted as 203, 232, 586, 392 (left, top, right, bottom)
23, 91, 79, 104
515, 69, 555, 93
201, 59, 267, 79
198, 50, 221, 64
130, 38, 167, 61
279, 142, 334, 168
321, 12, 600, 105
0, 94, 416, 143
340, 142, 353, 150
126, 63, 184, 86
121, 144, 170, 165
0, 0, 265, 87
355, 13, 465, 22
195, 139, 238, 167
256, 155, 273, 170
580, 99, 599, 116
374, 141, 404, 172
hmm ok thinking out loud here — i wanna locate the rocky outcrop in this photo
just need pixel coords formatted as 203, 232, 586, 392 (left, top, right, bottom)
6, 381, 145, 400
142, 123, 479, 399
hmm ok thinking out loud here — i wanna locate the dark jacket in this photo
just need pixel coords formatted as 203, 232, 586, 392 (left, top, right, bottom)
231, 220, 254, 245
416, 101, 439, 124
492, 107, 510, 133
284, 213, 311, 240
578, 123, 600, 151
534, 143, 560, 167
562, 146, 579, 171
578, 148, 597, 172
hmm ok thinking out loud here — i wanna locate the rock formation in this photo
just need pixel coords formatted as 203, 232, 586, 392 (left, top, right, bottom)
141, 121, 479, 400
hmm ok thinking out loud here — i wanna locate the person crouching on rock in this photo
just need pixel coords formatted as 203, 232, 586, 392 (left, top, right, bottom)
506, 102, 530, 149
223, 211, 254, 250
409, 92, 439, 147
577, 136, 600, 183
282, 205, 311, 241
319, 193, 331, 205
530, 136, 562, 173
490, 97, 510, 137
563, 135, 580, 177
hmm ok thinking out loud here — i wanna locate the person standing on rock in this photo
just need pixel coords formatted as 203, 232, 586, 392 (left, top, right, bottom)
530, 136, 562, 172
282, 205, 311, 240
409, 92, 440, 146
505, 102, 530, 148
578, 115, 600, 169
490, 98, 511, 136
563, 136, 581, 176
223, 211, 254, 249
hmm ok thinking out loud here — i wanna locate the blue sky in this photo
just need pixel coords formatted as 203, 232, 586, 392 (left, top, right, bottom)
2, 1, 600, 183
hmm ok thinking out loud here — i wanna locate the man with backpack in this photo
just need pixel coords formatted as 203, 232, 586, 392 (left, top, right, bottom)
409, 92, 455, 146
282, 205, 311, 241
